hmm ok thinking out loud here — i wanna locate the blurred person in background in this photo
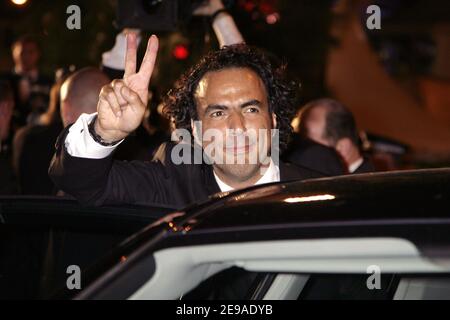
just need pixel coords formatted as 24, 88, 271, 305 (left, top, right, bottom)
0, 35, 53, 131
12, 70, 69, 195
297, 98, 375, 174
0, 80, 17, 194
282, 125, 346, 176
59, 67, 111, 128
12, 67, 108, 195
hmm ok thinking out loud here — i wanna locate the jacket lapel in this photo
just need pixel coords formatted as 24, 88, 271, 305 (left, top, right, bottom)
202, 164, 221, 195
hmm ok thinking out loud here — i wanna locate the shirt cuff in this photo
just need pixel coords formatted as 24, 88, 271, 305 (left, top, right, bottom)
65, 113, 123, 159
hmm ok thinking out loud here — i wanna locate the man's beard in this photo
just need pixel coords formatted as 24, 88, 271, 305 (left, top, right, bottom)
213, 161, 263, 183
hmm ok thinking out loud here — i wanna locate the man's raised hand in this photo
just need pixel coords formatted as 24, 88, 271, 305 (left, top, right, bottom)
96, 33, 159, 143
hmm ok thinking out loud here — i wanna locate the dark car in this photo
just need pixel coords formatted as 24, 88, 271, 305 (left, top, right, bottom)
1, 168, 450, 300
0, 198, 174, 299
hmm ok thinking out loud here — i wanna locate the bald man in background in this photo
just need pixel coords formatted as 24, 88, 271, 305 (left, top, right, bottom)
0, 35, 53, 128
13, 68, 109, 195
298, 98, 375, 174
60, 67, 110, 127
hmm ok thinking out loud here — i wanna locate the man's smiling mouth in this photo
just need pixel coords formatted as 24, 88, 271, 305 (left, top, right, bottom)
224, 142, 256, 155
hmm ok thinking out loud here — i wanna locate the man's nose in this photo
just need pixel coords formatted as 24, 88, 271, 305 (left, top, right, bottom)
228, 111, 246, 132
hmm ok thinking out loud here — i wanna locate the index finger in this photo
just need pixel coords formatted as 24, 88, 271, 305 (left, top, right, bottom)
124, 32, 137, 78
138, 35, 159, 85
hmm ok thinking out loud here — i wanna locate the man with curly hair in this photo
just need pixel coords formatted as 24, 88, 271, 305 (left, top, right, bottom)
49, 34, 321, 209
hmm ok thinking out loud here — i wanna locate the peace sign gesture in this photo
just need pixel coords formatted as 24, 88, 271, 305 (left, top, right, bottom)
95, 33, 159, 143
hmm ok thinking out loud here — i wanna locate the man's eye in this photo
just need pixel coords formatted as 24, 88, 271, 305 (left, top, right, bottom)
244, 107, 259, 113
211, 111, 224, 118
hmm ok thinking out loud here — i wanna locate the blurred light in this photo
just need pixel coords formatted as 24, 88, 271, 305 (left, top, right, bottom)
259, 2, 274, 15
120, 256, 127, 263
284, 194, 336, 203
242, 1, 256, 12
11, 0, 27, 5
266, 12, 280, 25
173, 44, 189, 60
168, 221, 179, 232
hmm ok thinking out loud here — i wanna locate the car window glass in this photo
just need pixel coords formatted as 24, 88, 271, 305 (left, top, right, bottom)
181, 267, 274, 300
298, 274, 450, 300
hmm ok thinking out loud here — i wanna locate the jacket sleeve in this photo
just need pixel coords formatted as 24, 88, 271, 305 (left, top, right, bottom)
48, 126, 176, 207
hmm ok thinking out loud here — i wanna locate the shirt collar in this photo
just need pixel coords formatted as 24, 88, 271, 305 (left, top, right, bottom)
213, 159, 280, 192
348, 157, 364, 173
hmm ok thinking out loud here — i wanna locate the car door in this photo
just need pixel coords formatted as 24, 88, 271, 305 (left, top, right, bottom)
0, 196, 174, 299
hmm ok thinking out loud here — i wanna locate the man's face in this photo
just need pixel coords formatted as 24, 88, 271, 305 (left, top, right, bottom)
12, 41, 40, 72
302, 105, 330, 146
193, 67, 276, 184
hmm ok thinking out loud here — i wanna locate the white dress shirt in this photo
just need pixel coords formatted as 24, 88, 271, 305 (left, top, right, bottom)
65, 113, 123, 159
348, 157, 364, 173
213, 159, 280, 192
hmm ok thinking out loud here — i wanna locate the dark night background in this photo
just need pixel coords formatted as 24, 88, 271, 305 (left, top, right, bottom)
1, 0, 446, 98
1, 0, 450, 163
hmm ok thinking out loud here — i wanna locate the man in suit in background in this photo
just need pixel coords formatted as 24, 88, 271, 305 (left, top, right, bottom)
282, 134, 346, 177
297, 98, 375, 174
12, 68, 109, 195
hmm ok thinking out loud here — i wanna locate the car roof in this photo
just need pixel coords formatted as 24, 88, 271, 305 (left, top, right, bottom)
172, 168, 450, 232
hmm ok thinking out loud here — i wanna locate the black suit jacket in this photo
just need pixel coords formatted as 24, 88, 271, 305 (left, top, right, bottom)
283, 136, 345, 176
13, 122, 63, 195
353, 157, 375, 174
0, 148, 17, 195
49, 127, 323, 209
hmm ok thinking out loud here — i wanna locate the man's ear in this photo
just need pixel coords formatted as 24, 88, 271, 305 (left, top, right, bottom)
272, 113, 277, 129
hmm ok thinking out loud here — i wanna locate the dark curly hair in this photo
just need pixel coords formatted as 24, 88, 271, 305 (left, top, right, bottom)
163, 44, 298, 152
